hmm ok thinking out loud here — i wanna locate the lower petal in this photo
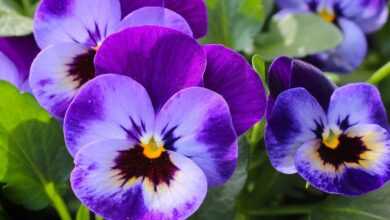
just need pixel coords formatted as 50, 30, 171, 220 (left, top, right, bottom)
295, 124, 390, 195
71, 139, 207, 220
29, 43, 96, 119
155, 87, 238, 186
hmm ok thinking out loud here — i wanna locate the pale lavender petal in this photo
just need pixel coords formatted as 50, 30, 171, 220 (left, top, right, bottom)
117, 6, 193, 37
119, 0, 207, 38
64, 74, 155, 156
338, 0, 388, 33
327, 83, 388, 130
30, 42, 96, 119
34, 0, 121, 48
155, 87, 238, 186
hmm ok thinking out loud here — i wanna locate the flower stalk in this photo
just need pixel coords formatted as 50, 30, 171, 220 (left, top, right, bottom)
44, 182, 72, 220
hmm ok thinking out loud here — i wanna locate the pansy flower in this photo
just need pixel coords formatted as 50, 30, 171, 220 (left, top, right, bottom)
64, 26, 265, 219
276, 0, 388, 73
266, 58, 390, 195
0, 35, 39, 91
29, 0, 207, 119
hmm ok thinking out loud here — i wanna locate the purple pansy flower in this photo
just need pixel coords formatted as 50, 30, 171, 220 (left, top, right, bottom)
265, 57, 390, 195
276, 0, 388, 73
94, 26, 266, 136
0, 35, 39, 91
29, 0, 207, 119
63, 26, 265, 219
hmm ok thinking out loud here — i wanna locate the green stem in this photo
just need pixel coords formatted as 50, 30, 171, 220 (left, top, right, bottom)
367, 62, 390, 85
44, 182, 72, 220
247, 206, 312, 216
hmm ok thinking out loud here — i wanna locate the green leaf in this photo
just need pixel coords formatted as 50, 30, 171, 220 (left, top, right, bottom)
76, 205, 90, 220
252, 54, 266, 80
190, 138, 249, 220
202, 0, 271, 52
309, 187, 390, 220
0, 0, 38, 17
0, 81, 72, 210
0, 9, 33, 36
251, 54, 268, 93
255, 13, 343, 60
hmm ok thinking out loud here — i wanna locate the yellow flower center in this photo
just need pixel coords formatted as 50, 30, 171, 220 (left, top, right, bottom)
319, 10, 336, 22
141, 137, 165, 159
322, 129, 340, 149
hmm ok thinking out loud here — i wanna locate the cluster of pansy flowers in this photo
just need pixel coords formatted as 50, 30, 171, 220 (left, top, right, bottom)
0, 0, 389, 219
276, 0, 389, 73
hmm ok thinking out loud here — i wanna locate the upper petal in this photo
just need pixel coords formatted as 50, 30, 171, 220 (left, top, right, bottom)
268, 56, 293, 99
155, 87, 238, 186
117, 6, 193, 37
64, 74, 155, 156
290, 59, 336, 110
34, 0, 121, 49
71, 139, 207, 220
95, 26, 206, 111
338, 0, 388, 33
267, 57, 335, 116
265, 88, 327, 174
203, 44, 266, 135
327, 83, 388, 130
0, 35, 40, 91
119, 0, 207, 38
307, 18, 367, 73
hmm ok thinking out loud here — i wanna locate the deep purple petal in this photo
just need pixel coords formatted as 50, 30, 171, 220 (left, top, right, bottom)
34, 0, 121, 48
155, 87, 238, 186
267, 57, 335, 117
295, 124, 390, 195
30, 42, 96, 119
268, 56, 293, 99
307, 18, 367, 73
0, 35, 39, 90
64, 74, 155, 156
338, 0, 388, 33
290, 59, 336, 110
95, 26, 206, 111
265, 88, 327, 174
327, 83, 388, 130
119, 0, 207, 38
203, 44, 266, 135
117, 6, 193, 37
71, 139, 207, 219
